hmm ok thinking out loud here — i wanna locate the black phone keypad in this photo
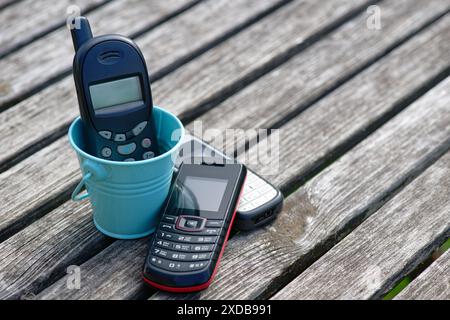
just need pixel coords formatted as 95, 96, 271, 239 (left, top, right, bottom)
148, 257, 209, 272
148, 215, 225, 273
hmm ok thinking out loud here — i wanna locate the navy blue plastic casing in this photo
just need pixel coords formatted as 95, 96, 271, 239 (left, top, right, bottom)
72, 33, 160, 161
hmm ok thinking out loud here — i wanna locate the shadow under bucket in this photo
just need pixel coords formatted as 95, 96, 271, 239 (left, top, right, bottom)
69, 106, 185, 239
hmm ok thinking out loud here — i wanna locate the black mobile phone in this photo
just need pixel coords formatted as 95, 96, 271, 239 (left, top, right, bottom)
70, 16, 159, 161
175, 135, 283, 231
143, 159, 246, 292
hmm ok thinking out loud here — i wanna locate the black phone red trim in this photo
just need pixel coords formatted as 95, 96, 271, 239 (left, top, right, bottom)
142, 208, 237, 293
142, 173, 246, 293
175, 215, 207, 233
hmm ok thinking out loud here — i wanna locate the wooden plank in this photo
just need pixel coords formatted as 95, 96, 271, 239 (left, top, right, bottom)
0, 137, 76, 240
0, 0, 290, 234
150, 0, 374, 119
190, 0, 450, 158
0, 200, 113, 300
149, 31, 450, 300
37, 238, 149, 300
244, 12, 450, 190
272, 148, 450, 299
396, 250, 450, 300
40, 18, 450, 299
0, 0, 371, 235
133, 0, 292, 79
0, 0, 198, 109
0, 0, 289, 169
0, 180, 148, 300
0, 0, 109, 58
1, 0, 378, 299
0, 0, 17, 10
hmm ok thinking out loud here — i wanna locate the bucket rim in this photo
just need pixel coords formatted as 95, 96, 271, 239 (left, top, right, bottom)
68, 106, 185, 166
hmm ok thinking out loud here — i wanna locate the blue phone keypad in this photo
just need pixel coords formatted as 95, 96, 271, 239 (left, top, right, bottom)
117, 142, 136, 155
97, 121, 155, 160
114, 133, 126, 142
101, 147, 112, 158
132, 121, 147, 136
99, 131, 112, 140
142, 151, 155, 160
141, 138, 152, 148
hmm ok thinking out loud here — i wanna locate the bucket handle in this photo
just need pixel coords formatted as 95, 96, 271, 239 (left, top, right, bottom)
71, 160, 109, 201
71, 172, 92, 201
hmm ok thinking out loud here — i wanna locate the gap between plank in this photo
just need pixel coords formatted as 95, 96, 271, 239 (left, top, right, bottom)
382, 235, 450, 300
271, 7, 450, 131
0, 0, 373, 173
282, 64, 450, 196
5, 0, 380, 292
263, 124, 450, 300
0, 0, 384, 242
180, 0, 382, 124
234, 6, 450, 171
0, 0, 295, 174
374, 229, 450, 299
0, 0, 204, 113
0, 0, 116, 60
25, 4, 450, 300
44, 66, 450, 301
150, 0, 294, 82
0, 0, 25, 12
0, 0, 443, 242
0, 183, 75, 242
5, 2, 448, 298
0, 0, 311, 248
120, 0, 204, 41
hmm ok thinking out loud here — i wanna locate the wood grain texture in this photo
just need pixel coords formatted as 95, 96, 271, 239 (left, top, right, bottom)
3, 0, 448, 298
151, 0, 370, 118
396, 250, 450, 300
0, 172, 146, 299
150, 40, 450, 300
134, 0, 291, 79
42, 24, 450, 299
37, 238, 150, 300
243, 12, 450, 189
0, 0, 109, 57
0, 0, 286, 167
0, 200, 113, 300
0, 0, 370, 235
7, 3, 450, 300
0, 137, 79, 240
272, 147, 450, 299
0, 0, 17, 10
0, 0, 196, 108
190, 0, 450, 158
0, 0, 372, 297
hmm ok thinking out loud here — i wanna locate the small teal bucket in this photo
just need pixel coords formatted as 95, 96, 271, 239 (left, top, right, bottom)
68, 106, 185, 239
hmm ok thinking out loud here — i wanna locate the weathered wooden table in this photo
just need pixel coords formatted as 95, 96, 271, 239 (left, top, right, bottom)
0, 0, 449, 300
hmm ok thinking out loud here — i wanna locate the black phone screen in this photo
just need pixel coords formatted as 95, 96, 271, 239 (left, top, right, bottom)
180, 176, 228, 212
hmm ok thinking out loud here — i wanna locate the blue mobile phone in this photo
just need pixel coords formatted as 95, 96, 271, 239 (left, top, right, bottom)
70, 17, 159, 161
